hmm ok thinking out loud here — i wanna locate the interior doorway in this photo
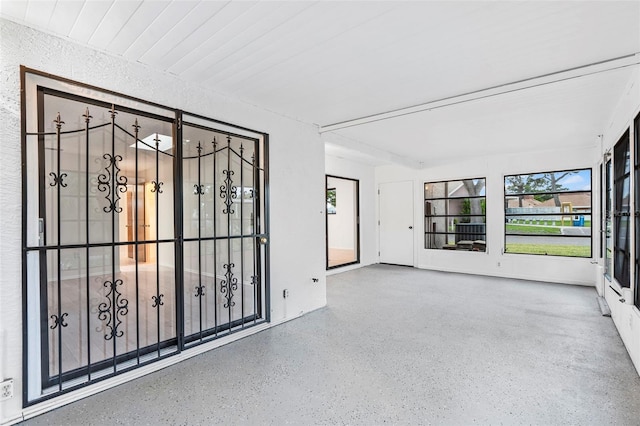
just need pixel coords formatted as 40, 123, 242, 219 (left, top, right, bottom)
326, 175, 360, 269
126, 184, 146, 262
379, 181, 414, 266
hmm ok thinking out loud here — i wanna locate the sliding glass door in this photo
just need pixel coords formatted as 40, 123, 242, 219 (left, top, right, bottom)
32, 88, 178, 392
181, 116, 267, 344
23, 71, 269, 404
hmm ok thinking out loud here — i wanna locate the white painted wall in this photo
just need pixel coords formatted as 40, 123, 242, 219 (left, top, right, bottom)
0, 19, 326, 423
600, 68, 640, 376
325, 155, 377, 274
374, 68, 640, 376
376, 146, 599, 286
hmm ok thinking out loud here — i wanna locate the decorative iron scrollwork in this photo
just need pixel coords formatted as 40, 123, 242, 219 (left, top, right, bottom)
195, 285, 205, 298
49, 172, 68, 187
194, 184, 205, 195
151, 294, 164, 308
220, 263, 238, 308
50, 313, 68, 329
97, 279, 129, 340
220, 170, 237, 214
250, 275, 258, 286
97, 153, 128, 213
151, 180, 164, 193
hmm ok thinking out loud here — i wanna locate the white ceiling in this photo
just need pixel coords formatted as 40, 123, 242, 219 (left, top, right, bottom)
2, 1, 639, 167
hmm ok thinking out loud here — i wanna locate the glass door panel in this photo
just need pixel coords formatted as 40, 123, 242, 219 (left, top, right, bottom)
326, 175, 360, 269
181, 117, 267, 345
23, 72, 269, 404
36, 89, 178, 389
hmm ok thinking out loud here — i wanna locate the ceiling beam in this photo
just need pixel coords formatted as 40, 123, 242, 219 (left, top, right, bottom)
319, 53, 640, 134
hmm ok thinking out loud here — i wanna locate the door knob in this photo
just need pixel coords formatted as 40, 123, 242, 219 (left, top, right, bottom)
260, 237, 268, 244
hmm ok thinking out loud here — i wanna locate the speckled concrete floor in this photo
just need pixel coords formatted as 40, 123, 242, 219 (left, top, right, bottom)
22, 265, 640, 425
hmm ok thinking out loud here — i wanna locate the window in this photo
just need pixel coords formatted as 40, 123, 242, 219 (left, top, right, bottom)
424, 178, 486, 251
504, 169, 592, 257
613, 131, 630, 287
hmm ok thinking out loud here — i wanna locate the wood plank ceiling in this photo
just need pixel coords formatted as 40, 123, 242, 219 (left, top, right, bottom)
1, 1, 639, 167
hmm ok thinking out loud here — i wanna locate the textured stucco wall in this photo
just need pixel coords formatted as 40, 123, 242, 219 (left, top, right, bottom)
0, 18, 327, 423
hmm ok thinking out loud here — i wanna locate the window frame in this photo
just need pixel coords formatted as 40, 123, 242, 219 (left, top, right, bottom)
605, 157, 613, 280
423, 177, 487, 252
503, 167, 593, 258
613, 131, 631, 287
325, 174, 361, 270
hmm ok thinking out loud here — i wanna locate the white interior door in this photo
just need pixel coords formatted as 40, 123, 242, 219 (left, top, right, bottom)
379, 181, 414, 266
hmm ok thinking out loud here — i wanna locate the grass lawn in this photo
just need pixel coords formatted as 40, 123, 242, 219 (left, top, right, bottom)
505, 243, 591, 257
505, 224, 561, 235
512, 219, 591, 227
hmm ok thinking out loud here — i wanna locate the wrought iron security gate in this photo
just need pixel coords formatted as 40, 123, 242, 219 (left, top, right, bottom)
181, 115, 268, 345
22, 72, 269, 404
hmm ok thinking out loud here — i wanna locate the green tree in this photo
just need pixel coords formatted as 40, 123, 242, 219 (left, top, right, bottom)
326, 189, 336, 209
506, 171, 578, 207
462, 179, 485, 217
505, 175, 546, 207
461, 198, 486, 223
543, 171, 576, 207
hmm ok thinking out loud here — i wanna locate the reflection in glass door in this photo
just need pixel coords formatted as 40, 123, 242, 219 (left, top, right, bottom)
326, 175, 360, 269
127, 185, 146, 262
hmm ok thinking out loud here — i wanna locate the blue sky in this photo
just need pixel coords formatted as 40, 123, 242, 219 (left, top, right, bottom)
505, 169, 591, 193
557, 169, 591, 191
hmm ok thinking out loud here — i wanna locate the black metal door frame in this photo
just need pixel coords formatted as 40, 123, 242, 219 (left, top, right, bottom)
21, 67, 270, 406
325, 174, 361, 270
33, 86, 181, 390
180, 116, 268, 346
